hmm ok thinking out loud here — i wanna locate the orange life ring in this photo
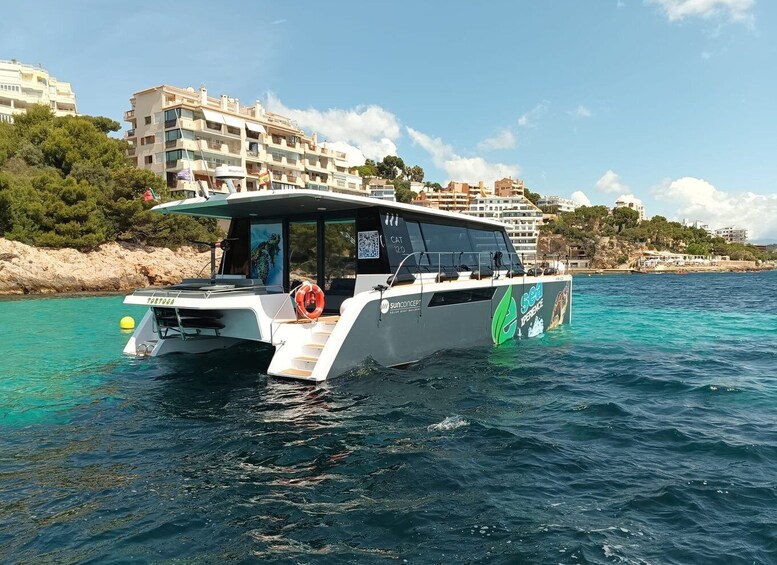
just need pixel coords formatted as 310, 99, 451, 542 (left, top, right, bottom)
295, 282, 325, 320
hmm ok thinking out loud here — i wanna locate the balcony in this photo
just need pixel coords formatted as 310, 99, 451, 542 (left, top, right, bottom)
124, 109, 135, 120
125, 129, 135, 138
266, 135, 304, 154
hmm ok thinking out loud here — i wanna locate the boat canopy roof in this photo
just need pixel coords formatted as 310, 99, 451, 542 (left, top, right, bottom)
153, 189, 508, 228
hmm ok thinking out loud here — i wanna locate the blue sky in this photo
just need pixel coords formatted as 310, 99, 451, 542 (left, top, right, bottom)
2, 0, 777, 241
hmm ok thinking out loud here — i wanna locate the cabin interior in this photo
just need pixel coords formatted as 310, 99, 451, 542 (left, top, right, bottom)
217, 206, 521, 314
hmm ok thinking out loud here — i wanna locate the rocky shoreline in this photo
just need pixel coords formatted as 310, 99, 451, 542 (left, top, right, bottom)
0, 238, 217, 296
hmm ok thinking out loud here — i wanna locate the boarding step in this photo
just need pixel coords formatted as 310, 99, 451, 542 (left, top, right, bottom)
273, 367, 316, 381
292, 356, 319, 371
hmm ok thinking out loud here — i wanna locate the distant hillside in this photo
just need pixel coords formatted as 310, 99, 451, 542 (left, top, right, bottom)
541, 206, 777, 263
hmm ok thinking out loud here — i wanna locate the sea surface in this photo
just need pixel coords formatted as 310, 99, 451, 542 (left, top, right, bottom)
1, 272, 776, 564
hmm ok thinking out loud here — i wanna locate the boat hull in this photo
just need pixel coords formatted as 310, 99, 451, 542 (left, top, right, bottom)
323, 275, 572, 379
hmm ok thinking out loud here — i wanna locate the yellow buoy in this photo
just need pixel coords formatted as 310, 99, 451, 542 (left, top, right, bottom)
120, 316, 135, 330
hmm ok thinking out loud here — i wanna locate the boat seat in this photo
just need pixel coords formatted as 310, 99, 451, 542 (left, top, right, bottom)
469, 266, 494, 280
435, 266, 460, 282
505, 269, 525, 278
387, 272, 417, 286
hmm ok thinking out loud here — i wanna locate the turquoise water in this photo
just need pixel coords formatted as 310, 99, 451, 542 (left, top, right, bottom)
1, 273, 776, 563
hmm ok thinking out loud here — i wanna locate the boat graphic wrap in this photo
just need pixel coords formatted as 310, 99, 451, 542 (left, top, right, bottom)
491, 285, 518, 345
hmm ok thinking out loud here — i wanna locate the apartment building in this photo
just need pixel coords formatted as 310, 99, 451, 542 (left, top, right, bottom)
713, 226, 748, 244
363, 177, 397, 202
124, 84, 363, 196
0, 59, 78, 123
412, 180, 476, 212
614, 194, 646, 221
465, 195, 543, 259
537, 195, 578, 213
494, 177, 524, 198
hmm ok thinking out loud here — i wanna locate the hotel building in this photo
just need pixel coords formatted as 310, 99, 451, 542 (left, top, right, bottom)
124, 84, 362, 196
537, 195, 578, 213
713, 226, 748, 244
465, 191, 544, 259
0, 59, 78, 123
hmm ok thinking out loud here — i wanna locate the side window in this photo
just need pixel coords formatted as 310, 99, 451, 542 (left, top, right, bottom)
419, 222, 472, 266
406, 221, 429, 265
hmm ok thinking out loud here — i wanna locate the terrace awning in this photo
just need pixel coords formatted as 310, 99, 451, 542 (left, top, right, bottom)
201, 108, 224, 123
245, 122, 266, 133
222, 114, 245, 129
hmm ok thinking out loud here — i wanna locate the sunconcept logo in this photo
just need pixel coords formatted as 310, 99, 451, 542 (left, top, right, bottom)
520, 283, 543, 314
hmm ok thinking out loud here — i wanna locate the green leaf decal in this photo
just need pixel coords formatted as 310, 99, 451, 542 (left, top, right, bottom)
491, 286, 518, 345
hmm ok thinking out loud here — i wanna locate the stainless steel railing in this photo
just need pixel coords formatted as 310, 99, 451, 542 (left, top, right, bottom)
387, 251, 526, 290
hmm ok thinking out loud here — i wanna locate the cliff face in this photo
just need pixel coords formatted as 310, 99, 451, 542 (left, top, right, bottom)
0, 238, 218, 295
537, 233, 647, 269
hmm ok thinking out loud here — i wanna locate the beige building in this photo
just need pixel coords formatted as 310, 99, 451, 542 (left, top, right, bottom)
494, 177, 525, 198
413, 181, 473, 212
124, 84, 363, 196
0, 59, 78, 123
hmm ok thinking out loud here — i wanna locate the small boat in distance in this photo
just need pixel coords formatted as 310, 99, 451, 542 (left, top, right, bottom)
122, 178, 573, 381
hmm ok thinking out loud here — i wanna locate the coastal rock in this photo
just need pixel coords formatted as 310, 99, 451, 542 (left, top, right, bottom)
0, 238, 219, 295
538, 233, 646, 269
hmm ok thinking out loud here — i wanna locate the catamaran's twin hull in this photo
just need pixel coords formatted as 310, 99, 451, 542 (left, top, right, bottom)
123, 275, 572, 382
321, 276, 571, 379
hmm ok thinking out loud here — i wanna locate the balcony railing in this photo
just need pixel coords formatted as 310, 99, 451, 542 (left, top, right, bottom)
124, 109, 135, 120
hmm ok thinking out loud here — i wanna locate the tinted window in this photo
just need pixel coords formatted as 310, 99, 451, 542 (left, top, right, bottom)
420, 222, 472, 252
428, 288, 496, 307
406, 221, 429, 265
468, 228, 500, 253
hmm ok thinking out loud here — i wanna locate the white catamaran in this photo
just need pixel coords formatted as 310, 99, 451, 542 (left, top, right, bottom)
123, 178, 572, 382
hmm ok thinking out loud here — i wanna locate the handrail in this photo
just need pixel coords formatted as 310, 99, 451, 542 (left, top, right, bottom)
387, 251, 526, 290
268, 286, 302, 345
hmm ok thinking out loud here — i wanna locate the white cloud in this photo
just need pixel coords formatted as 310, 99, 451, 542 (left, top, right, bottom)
574, 105, 592, 118
271, 19, 287, 25
596, 170, 631, 194
477, 129, 516, 151
320, 141, 365, 168
407, 127, 520, 186
646, 0, 755, 23
654, 176, 777, 240
571, 191, 592, 206
518, 100, 550, 128
265, 93, 401, 162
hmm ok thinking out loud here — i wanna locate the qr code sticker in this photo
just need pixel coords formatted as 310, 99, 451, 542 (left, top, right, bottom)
358, 230, 380, 259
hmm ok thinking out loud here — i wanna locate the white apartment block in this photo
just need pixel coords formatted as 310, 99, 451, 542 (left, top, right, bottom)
682, 218, 710, 231
124, 84, 364, 196
364, 177, 396, 202
465, 196, 543, 260
713, 226, 748, 244
614, 194, 646, 221
537, 195, 578, 213
0, 59, 78, 123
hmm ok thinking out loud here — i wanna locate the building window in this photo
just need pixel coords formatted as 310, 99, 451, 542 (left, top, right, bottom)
144, 155, 153, 164
144, 116, 152, 125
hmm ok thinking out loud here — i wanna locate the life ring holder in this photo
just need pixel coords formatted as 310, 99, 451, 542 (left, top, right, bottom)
294, 282, 325, 320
